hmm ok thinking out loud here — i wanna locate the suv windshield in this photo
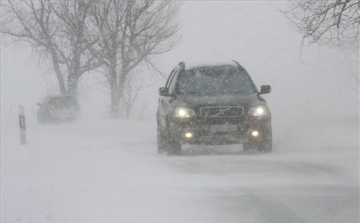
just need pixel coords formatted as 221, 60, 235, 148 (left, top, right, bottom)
178, 67, 255, 94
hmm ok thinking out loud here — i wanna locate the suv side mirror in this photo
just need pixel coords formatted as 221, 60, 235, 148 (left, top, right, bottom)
159, 87, 169, 96
259, 85, 271, 94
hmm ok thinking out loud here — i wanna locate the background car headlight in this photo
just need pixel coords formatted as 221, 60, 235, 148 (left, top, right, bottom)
248, 106, 267, 116
174, 108, 196, 118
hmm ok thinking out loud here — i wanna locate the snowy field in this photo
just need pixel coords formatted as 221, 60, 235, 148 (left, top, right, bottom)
1, 110, 358, 223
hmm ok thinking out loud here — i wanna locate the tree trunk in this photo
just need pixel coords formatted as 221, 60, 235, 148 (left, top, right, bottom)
50, 50, 67, 95
67, 75, 79, 97
110, 71, 127, 119
111, 90, 121, 119
109, 64, 121, 119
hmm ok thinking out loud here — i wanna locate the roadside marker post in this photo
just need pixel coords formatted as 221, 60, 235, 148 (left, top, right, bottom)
19, 104, 27, 145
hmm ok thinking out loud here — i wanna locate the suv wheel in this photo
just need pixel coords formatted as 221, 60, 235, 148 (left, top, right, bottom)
258, 139, 272, 153
167, 138, 181, 155
243, 134, 272, 153
166, 123, 181, 156
260, 131, 273, 153
157, 124, 166, 154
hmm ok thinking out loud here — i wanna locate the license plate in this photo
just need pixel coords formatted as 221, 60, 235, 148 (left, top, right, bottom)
209, 125, 237, 132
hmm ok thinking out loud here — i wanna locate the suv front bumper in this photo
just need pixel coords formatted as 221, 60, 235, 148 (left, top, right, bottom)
168, 116, 271, 145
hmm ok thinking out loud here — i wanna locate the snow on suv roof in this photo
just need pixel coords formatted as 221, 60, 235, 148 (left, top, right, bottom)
183, 60, 246, 71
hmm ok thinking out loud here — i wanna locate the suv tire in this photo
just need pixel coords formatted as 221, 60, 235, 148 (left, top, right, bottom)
260, 131, 273, 153
166, 123, 181, 156
260, 138, 272, 153
157, 124, 166, 154
243, 133, 272, 153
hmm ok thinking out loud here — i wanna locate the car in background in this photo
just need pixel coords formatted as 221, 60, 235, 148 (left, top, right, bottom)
37, 95, 81, 124
156, 61, 272, 155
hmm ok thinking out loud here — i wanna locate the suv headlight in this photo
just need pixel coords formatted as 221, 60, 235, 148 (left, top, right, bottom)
248, 106, 267, 116
174, 108, 196, 118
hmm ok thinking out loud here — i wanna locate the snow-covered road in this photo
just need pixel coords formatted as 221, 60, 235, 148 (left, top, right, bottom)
1, 117, 359, 223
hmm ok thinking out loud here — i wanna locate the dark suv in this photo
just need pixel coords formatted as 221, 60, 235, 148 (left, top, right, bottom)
37, 95, 81, 124
156, 61, 272, 155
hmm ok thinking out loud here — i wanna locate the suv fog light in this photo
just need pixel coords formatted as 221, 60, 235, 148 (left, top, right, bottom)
178, 109, 187, 117
185, 132, 193, 138
251, 130, 259, 137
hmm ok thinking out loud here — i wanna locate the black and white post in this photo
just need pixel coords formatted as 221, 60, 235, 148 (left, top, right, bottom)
19, 104, 26, 144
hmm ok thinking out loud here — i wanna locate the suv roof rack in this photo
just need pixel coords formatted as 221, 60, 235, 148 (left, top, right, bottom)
232, 60, 246, 71
180, 61, 246, 71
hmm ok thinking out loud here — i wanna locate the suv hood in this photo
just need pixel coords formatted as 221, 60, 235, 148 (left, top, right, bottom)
175, 93, 265, 108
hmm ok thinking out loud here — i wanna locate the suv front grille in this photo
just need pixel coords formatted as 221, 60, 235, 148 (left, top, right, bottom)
199, 106, 244, 118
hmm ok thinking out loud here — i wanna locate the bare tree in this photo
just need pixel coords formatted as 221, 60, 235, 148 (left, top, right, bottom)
282, 0, 360, 48
120, 71, 152, 119
1, 0, 101, 97
90, 0, 181, 118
